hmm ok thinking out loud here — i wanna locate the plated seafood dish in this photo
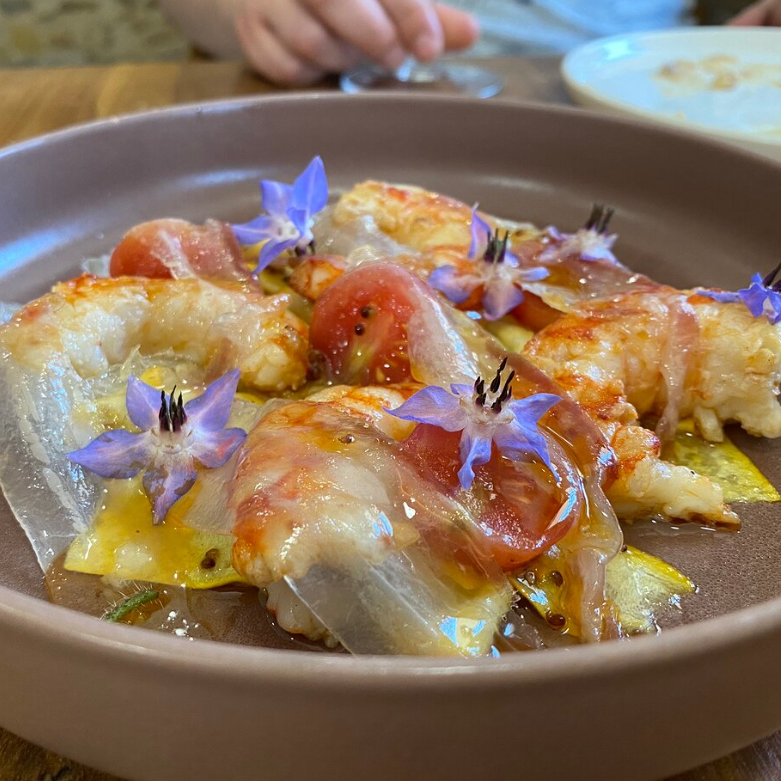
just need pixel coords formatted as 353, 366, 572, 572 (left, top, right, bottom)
1, 156, 779, 657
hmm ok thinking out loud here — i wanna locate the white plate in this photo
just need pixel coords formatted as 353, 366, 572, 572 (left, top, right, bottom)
562, 28, 781, 159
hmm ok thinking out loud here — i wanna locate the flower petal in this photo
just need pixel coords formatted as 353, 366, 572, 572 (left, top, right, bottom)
767, 290, 781, 324
385, 385, 467, 431
518, 266, 550, 283
537, 245, 562, 263
699, 289, 742, 305
68, 430, 153, 479
581, 242, 618, 263
482, 277, 525, 320
143, 457, 197, 524
231, 214, 278, 246
184, 370, 241, 431
508, 393, 561, 425
503, 250, 521, 269
191, 427, 247, 468
260, 179, 293, 218
494, 419, 553, 470
497, 393, 561, 470
449, 383, 474, 397
457, 425, 493, 489
739, 282, 771, 319
428, 265, 480, 304
468, 207, 492, 260
291, 156, 328, 216
126, 375, 162, 431
286, 206, 312, 237
256, 235, 299, 273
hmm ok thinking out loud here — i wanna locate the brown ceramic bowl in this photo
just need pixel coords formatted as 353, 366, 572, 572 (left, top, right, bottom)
1, 94, 781, 781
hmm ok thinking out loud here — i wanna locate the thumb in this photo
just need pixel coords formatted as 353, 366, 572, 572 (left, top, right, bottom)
436, 2, 480, 51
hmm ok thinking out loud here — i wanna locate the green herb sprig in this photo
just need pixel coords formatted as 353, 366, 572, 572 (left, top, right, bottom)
103, 589, 160, 623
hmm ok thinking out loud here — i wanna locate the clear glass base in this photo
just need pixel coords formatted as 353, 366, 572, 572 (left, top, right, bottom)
340, 62, 504, 99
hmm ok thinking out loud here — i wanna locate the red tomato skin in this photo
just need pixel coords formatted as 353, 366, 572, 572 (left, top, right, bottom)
511, 292, 560, 332
401, 424, 571, 571
109, 219, 244, 280
309, 266, 418, 385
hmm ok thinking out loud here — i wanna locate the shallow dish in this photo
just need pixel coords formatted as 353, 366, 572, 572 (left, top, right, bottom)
2, 94, 781, 781
562, 28, 781, 160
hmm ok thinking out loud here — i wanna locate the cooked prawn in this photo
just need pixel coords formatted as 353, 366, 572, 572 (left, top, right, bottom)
332, 180, 541, 253
1, 275, 309, 392
289, 181, 543, 303
230, 390, 513, 656
525, 289, 781, 526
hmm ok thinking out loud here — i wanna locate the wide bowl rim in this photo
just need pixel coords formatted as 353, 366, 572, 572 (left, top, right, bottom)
2, 90, 781, 688
561, 26, 781, 149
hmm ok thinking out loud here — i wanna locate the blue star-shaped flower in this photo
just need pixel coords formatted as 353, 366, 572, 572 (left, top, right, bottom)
700, 266, 781, 325
540, 203, 618, 264
232, 156, 328, 275
428, 206, 549, 320
68, 371, 247, 524
386, 358, 561, 489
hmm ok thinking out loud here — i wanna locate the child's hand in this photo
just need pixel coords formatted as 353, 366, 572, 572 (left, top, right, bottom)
235, 0, 479, 85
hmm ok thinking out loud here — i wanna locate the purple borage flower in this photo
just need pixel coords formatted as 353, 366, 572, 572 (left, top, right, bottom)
387, 357, 561, 489
428, 206, 549, 320
540, 203, 618, 264
231, 156, 328, 276
68, 371, 247, 524
699, 263, 781, 325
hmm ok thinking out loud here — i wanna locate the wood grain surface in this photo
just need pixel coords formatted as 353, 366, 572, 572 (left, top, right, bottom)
0, 55, 776, 781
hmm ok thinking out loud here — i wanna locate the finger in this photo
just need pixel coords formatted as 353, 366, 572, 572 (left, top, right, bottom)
436, 2, 480, 51
728, 0, 773, 25
378, 0, 443, 62
235, 10, 325, 85
303, 0, 406, 70
264, 0, 361, 72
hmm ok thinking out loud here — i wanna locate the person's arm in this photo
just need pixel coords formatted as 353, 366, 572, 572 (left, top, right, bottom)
159, 0, 478, 86
729, 0, 781, 25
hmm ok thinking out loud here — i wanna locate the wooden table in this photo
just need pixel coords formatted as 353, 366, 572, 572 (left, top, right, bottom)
0, 55, 778, 781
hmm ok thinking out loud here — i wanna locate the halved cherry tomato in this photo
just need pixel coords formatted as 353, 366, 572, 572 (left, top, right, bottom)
309, 265, 416, 384
402, 424, 571, 570
109, 219, 244, 280
511, 292, 560, 332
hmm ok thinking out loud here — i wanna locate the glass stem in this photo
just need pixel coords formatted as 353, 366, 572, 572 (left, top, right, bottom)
394, 56, 416, 83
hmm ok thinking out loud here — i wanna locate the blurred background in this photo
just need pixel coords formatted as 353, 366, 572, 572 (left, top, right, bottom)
0, 0, 759, 69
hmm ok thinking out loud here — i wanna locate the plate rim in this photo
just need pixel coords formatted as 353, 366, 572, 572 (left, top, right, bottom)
561, 26, 781, 148
2, 90, 781, 683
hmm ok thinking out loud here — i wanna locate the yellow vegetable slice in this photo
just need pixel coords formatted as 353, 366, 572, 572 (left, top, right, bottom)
605, 545, 695, 634
666, 419, 779, 503
509, 546, 583, 638
66, 364, 265, 589
511, 545, 695, 637
65, 480, 243, 589
482, 316, 535, 354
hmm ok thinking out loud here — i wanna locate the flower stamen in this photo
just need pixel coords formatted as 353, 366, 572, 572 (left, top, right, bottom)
484, 230, 510, 265
763, 260, 781, 289
158, 387, 186, 433
585, 203, 615, 235
472, 358, 516, 414
385, 367, 562, 489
